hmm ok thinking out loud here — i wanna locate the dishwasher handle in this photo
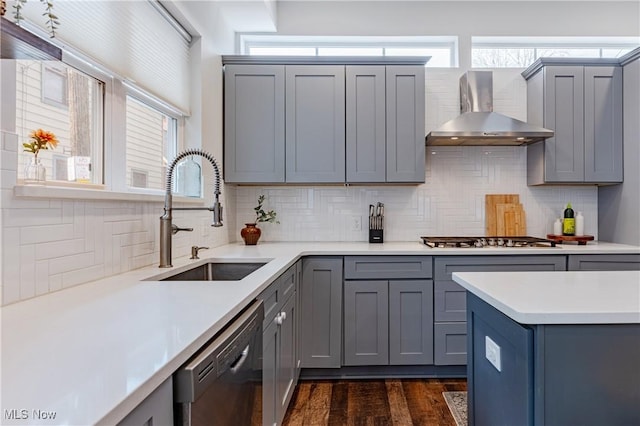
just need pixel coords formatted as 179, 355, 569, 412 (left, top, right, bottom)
229, 345, 250, 374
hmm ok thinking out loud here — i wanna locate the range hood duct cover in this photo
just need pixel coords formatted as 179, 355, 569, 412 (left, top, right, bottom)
426, 70, 554, 146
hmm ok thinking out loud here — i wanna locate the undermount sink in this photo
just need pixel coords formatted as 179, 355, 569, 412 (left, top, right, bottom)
149, 261, 268, 281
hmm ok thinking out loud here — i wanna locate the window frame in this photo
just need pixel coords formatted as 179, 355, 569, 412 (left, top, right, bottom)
122, 84, 184, 195
471, 36, 639, 68
239, 34, 459, 67
11, 19, 189, 199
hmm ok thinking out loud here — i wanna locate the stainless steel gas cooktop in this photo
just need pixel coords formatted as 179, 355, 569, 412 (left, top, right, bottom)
420, 236, 557, 248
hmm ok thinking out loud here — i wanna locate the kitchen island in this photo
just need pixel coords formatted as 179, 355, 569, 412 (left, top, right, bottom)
452, 270, 640, 426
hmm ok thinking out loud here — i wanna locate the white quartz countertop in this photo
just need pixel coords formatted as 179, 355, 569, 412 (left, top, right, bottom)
1, 240, 638, 425
453, 270, 640, 324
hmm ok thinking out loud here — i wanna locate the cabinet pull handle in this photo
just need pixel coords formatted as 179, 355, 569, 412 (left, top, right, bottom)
280, 311, 287, 321
275, 313, 283, 326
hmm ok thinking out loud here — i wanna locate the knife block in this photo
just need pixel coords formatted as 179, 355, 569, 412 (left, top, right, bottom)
369, 229, 383, 243
369, 215, 384, 243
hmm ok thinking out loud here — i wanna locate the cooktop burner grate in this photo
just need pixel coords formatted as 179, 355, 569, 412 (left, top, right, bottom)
420, 236, 557, 248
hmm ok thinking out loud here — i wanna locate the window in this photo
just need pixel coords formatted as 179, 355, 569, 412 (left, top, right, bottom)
472, 37, 639, 68
12, 1, 191, 196
41, 64, 68, 108
16, 60, 104, 185
125, 94, 179, 192
241, 35, 458, 67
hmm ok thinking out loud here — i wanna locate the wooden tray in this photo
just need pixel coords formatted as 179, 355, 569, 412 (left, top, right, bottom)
547, 234, 594, 245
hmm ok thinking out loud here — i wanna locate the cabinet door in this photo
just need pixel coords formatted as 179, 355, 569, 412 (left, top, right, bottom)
386, 65, 425, 183
584, 66, 623, 183
224, 65, 285, 183
543, 66, 585, 182
300, 257, 343, 368
389, 280, 434, 365
343, 280, 389, 366
262, 318, 278, 426
295, 260, 303, 379
285, 66, 345, 183
277, 295, 297, 423
346, 66, 386, 183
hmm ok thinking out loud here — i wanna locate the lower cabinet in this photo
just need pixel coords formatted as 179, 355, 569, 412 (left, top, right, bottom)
343, 279, 434, 365
467, 292, 640, 426
259, 263, 299, 426
117, 377, 173, 426
300, 257, 343, 368
568, 254, 640, 271
434, 255, 566, 365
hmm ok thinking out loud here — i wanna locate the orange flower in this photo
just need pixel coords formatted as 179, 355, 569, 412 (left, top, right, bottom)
23, 129, 59, 158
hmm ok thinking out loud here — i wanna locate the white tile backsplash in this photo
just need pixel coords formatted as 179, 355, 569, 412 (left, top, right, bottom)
0, 69, 601, 306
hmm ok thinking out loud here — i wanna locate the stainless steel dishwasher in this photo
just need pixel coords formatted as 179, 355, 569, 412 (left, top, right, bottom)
174, 300, 263, 426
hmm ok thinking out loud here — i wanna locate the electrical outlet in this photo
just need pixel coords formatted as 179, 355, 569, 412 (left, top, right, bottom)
351, 216, 362, 231
485, 335, 502, 372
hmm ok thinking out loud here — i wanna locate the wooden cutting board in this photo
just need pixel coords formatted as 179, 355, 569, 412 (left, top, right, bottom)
496, 203, 527, 236
486, 194, 521, 236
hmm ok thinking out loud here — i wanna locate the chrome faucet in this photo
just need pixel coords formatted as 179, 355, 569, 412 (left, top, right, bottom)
159, 148, 223, 268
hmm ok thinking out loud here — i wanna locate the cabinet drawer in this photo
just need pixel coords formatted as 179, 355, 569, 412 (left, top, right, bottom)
568, 254, 640, 271
434, 255, 566, 280
434, 280, 467, 322
434, 322, 467, 365
344, 256, 432, 279
259, 264, 296, 326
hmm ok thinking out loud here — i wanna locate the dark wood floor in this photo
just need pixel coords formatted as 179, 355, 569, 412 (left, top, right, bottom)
282, 378, 467, 426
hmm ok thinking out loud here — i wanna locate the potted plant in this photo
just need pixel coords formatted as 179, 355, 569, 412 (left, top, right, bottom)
22, 128, 58, 184
241, 194, 279, 245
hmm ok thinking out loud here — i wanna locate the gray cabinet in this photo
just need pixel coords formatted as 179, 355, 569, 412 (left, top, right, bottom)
345, 65, 426, 183
568, 254, 640, 271
223, 65, 285, 183
300, 257, 343, 368
222, 56, 427, 185
467, 292, 640, 426
117, 377, 172, 426
286, 66, 346, 183
433, 255, 566, 365
343, 256, 434, 366
523, 59, 623, 185
346, 66, 386, 182
386, 66, 426, 183
259, 265, 298, 426
344, 280, 389, 365
388, 280, 434, 365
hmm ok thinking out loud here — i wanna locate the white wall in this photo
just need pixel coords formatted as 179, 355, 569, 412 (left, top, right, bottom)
235, 69, 598, 242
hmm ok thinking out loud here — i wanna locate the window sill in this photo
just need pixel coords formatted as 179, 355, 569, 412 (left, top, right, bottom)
13, 183, 205, 204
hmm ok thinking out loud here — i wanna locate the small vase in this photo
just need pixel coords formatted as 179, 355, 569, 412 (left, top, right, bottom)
241, 223, 261, 245
24, 157, 46, 185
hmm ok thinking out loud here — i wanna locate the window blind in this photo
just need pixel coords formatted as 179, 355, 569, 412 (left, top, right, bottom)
19, 0, 191, 113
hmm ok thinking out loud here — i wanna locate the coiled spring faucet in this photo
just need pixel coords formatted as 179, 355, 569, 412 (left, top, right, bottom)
159, 148, 223, 268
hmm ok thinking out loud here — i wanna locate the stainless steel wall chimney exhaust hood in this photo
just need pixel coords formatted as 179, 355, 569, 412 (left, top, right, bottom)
425, 71, 554, 146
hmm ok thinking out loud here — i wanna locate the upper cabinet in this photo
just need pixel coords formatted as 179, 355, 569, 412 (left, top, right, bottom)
523, 59, 623, 185
285, 65, 346, 183
222, 56, 428, 185
224, 65, 286, 183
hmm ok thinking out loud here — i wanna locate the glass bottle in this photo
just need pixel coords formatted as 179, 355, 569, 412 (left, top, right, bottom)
562, 203, 575, 236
